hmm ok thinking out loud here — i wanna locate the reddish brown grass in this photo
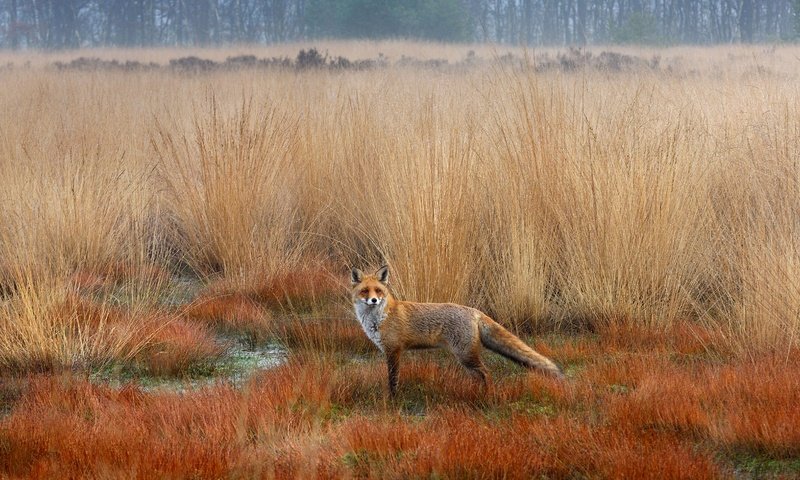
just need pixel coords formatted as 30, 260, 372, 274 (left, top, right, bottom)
56, 295, 124, 328
324, 352, 582, 416
183, 263, 350, 346
702, 356, 800, 458
529, 335, 602, 366
248, 264, 346, 312
605, 363, 713, 437
594, 321, 731, 357
326, 409, 721, 479
131, 314, 223, 376
43, 297, 222, 376
183, 292, 272, 342
0, 374, 28, 415
2, 331, 798, 479
0, 376, 245, 479
0, 368, 721, 480
606, 352, 800, 459
274, 316, 374, 355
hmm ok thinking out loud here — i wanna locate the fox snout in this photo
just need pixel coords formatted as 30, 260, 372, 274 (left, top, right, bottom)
363, 297, 381, 305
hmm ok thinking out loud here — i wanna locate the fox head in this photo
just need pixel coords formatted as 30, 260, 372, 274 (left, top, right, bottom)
351, 265, 390, 306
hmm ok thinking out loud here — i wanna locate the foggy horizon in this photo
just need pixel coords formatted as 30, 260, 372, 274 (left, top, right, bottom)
0, 0, 797, 50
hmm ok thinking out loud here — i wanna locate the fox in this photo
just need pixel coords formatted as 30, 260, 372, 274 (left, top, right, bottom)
351, 265, 564, 396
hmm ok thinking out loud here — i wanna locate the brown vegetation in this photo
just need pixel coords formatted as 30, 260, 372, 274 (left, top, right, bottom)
0, 42, 798, 477
5, 334, 798, 478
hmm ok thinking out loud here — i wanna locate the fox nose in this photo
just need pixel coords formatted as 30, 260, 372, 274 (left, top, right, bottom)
368, 297, 379, 305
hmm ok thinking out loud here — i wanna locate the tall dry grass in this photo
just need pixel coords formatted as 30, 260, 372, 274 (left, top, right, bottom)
320, 83, 489, 304
480, 71, 717, 331
0, 43, 799, 369
0, 70, 167, 370
153, 96, 309, 282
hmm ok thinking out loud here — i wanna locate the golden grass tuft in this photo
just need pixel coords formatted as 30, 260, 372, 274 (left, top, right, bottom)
152, 96, 310, 282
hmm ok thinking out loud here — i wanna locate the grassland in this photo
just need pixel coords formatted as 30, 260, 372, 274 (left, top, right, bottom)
0, 42, 799, 478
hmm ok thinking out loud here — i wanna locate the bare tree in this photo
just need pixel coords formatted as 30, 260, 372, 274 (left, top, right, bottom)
0, 0, 796, 49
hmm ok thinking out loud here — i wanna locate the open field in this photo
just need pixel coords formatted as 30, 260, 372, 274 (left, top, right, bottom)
1, 42, 799, 478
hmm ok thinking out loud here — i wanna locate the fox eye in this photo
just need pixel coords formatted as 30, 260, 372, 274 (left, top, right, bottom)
360, 289, 369, 295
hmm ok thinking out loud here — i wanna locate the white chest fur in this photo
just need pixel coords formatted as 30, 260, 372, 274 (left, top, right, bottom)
354, 302, 387, 352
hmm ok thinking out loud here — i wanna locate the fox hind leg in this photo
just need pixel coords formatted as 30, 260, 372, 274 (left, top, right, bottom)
457, 349, 491, 389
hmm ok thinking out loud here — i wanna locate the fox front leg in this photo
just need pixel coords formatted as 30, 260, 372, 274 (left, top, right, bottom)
386, 349, 401, 397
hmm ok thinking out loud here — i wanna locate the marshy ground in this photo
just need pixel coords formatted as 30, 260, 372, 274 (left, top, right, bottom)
2, 274, 797, 478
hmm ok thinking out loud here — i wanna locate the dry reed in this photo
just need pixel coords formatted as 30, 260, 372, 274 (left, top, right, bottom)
0, 43, 798, 368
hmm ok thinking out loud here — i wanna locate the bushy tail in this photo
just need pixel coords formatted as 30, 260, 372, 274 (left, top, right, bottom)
478, 315, 564, 379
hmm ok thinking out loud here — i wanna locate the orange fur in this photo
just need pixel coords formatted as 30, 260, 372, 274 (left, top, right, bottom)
351, 266, 563, 396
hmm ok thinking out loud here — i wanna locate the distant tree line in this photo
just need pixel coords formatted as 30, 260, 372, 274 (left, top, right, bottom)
0, 0, 798, 49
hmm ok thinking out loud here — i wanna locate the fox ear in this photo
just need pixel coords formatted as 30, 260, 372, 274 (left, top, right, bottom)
350, 268, 364, 285
376, 265, 389, 283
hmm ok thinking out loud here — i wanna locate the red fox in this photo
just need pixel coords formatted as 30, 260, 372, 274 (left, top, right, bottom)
351, 265, 564, 396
